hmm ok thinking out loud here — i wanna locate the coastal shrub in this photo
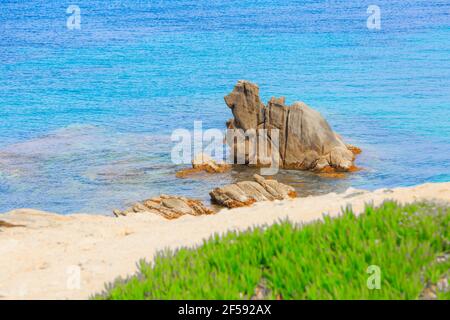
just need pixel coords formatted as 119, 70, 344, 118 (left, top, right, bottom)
95, 202, 449, 300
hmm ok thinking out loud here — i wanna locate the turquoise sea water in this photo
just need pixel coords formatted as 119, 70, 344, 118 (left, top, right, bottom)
0, 1, 449, 214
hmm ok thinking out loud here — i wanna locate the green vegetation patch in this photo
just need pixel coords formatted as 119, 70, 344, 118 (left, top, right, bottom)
96, 201, 449, 300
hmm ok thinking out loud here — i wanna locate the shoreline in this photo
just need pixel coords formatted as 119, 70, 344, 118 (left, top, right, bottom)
1, 182, 449, 300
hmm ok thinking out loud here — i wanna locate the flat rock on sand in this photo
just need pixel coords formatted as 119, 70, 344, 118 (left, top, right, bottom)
224, 80, 359, 172
0, 182, 449, 300
114, 174, 296, 218
113, 194, 214, 219
209, 174, 297, 208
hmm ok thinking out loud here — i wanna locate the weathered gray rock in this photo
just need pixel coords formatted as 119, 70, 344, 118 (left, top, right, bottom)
113, 195, 214, 220
0, 220, 25, 228
224, 80, 359, 172
224, 81, 265, 131
209, 174, 297, 208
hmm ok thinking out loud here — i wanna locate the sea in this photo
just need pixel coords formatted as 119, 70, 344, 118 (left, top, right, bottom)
1, 0, 449, 214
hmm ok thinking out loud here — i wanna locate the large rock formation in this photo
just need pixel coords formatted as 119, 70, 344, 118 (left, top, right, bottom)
210, 174, 297, 208
224, 80, 359, 172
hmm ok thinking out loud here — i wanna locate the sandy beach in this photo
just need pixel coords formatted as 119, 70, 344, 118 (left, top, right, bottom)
1, 182, 449, 300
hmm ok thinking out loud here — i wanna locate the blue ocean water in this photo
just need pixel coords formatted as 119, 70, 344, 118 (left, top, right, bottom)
0, 1, 449, 214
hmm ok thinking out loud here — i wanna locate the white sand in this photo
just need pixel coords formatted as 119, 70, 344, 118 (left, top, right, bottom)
1, 182, 449, 300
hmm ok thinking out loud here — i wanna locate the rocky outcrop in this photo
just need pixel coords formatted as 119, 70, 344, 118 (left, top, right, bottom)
209, 174, 297, 208
176, 153, 231, 178
113, 195, 214, 220
225, 80, 360, 172
114, 175, 297, 219
0, 220, 25, 228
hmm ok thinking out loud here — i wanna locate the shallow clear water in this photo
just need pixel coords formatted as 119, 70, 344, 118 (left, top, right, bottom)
0, 1, 449, 214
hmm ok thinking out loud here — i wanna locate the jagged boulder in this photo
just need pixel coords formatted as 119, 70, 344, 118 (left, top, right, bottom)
0, 220, 25, 228
113, 195, 214, 220
225, 80, 359, 172
209, 174, 297, 208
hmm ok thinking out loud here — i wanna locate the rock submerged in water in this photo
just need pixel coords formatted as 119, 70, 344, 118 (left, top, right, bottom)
224, 80, 360, 172
176, 153, 231, 178
113, 195, 214, 220
209, 174, 297, 208
114, 175, 297, 218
